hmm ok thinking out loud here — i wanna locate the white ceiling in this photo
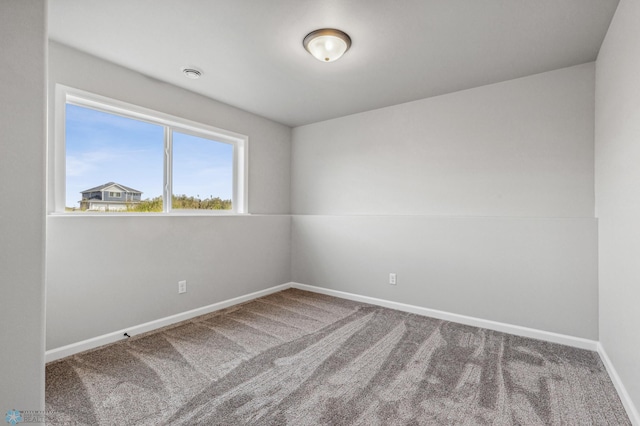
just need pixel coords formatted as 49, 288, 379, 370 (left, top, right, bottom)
48, 0, 619, 127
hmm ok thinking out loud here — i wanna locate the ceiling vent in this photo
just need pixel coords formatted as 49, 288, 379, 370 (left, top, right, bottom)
182, 67, 202, 79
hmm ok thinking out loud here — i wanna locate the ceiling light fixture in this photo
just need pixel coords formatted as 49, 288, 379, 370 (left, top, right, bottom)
182, 67, 202, 79
303, 28, 351, 63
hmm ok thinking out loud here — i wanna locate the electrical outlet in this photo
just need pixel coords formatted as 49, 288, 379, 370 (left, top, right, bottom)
178, 280, 187, 294
389, 273, 397, 285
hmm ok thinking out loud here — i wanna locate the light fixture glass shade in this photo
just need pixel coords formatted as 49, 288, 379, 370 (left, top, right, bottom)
303, 29, 351, 62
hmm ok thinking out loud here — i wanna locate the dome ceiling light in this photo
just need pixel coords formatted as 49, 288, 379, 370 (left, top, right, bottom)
303, 28, 351, 63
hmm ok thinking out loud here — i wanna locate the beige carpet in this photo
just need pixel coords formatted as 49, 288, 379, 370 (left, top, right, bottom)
46, 288, 630, 425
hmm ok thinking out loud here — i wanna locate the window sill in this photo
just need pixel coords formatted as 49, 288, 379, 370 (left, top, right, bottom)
48, 211, 251, 217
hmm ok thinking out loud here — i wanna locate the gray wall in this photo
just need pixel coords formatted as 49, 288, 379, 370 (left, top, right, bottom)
292, 64, 599, 339
293, 216, 597, 337
595, 0, 640, 412
292, 64, 595, 217
0, 0, 47, 413
47, 215, 290, 349
46, 43, 292, 350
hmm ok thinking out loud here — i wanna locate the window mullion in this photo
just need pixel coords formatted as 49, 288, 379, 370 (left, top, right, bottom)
164, 126, 172, 213
232, 144, 239, 213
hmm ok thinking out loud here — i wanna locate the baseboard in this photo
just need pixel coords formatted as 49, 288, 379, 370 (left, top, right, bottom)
45, 282, 292, 363
290, 283, 598, 351
46, 281, 636, 423
47, 281, 598, 361
597, 343, 640, 425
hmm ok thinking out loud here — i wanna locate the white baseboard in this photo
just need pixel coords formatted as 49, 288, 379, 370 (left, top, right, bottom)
45, 283, 292, 363
46, 281, 637, 423
47, 281, 598, 359
296, 283, 639, 423
290, 283, 598, 351
597, 343, 640, 425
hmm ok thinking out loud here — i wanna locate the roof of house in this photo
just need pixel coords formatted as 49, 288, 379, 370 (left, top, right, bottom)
81, 182, 142, 194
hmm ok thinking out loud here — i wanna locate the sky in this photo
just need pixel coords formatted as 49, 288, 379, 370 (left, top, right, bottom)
65, 104, 233, 208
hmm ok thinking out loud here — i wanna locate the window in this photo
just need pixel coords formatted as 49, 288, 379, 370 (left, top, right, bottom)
54, 85, 247, 214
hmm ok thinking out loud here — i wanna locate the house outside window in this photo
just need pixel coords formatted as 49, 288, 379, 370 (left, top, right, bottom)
79, 183, 141, 211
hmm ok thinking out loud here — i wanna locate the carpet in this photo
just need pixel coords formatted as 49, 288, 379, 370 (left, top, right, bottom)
46, 288, 630, 425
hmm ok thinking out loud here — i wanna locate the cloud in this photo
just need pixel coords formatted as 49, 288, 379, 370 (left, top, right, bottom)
66, 150, 117, 177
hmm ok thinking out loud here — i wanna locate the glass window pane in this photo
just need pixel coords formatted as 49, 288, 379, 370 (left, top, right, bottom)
65, 104, 164, 212
172, 131, 233, 210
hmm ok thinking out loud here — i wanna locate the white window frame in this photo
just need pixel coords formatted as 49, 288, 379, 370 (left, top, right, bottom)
53, 85, 248, 215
